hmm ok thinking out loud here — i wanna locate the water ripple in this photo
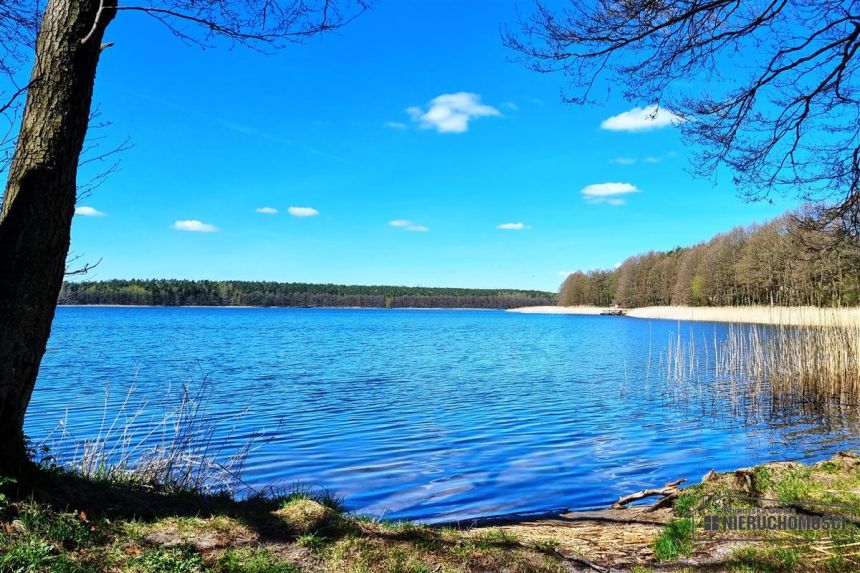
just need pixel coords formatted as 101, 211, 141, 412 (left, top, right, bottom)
25, 307, 860, 522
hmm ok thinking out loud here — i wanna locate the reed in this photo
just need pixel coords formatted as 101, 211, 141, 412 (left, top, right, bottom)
35, 377, 268, 496
664, 312, 860, 413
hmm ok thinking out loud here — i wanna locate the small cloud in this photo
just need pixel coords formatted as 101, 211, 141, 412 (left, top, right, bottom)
581, 182, 639, 205
287, 206, 319, 217
255, 207, 278, 214
407, 92, 500, 133
502, 101, 519, 111
610, 157, 637, 165
600, 104, 682, 132
611, 152, 676, 165
557, 271, 574, 277
614, 262, 622, 269
385, 121, 407, 129
75, 206, 105, 217
173, 220, 217, 232
581, 182, 638, 197
390, 219, 428, 232
497, 222, 531, 230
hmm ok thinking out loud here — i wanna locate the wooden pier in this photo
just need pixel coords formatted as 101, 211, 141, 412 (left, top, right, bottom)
600, 308, 626, 316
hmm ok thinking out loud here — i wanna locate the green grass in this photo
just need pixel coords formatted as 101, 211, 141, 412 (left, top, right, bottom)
728, 546, 800, 573
653, 518, 693, 561
129, 545, 204, 573
214, 548, 300, 573
674, 485, 704, 517
296, 531, 331, 552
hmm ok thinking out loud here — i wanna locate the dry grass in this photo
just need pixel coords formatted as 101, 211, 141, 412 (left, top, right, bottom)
664, 318, 860, 408
35, 378, 269, 496
628, 305, 860, 327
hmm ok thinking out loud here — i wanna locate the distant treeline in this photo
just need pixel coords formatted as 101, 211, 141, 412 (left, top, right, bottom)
59, 280, 556, 309
560, 212, 860, 308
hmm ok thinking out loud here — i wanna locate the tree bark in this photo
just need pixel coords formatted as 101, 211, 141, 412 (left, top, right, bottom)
0, 0, 114, 474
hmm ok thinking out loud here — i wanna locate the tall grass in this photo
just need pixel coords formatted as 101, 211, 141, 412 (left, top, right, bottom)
665, 315, 860, 415
36, 377, 270, 496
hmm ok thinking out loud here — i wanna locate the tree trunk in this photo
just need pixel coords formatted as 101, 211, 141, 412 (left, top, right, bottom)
0, 0, 114, 475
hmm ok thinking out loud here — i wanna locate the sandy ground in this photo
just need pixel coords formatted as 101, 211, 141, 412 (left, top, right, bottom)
510, 305, 860, 326
507, 305, 606, 315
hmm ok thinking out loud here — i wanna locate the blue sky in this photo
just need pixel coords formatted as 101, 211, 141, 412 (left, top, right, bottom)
65, 0, 797, 292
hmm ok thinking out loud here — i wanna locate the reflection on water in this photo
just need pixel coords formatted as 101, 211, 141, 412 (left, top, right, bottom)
27, 307, 860, 522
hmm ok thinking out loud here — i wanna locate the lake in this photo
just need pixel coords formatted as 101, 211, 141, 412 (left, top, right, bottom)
26, 307, 860, 523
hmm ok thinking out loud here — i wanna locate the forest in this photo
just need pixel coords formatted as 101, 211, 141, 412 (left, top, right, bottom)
58, 280, 557, 309
560, 212, 860, 308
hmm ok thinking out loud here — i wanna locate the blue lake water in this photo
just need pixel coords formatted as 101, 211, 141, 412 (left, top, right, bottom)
26, 307, 860, 522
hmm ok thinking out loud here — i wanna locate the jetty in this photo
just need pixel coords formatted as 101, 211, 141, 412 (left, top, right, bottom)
600, 307, 626, 316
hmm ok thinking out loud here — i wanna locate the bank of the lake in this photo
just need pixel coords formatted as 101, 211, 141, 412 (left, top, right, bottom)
509, 304, 860, 326
5, 452, 860, 572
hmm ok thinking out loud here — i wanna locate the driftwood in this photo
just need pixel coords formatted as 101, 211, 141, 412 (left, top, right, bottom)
611, 478, 686, 511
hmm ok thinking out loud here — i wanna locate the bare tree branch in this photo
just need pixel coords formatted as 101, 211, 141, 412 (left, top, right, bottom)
507, 0, 860, 237
65, 252, 102, 276
111, 0, 372, 48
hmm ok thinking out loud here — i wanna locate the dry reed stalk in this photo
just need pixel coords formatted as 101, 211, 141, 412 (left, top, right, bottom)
35, 375, 273, 496
663, 310, 860, 414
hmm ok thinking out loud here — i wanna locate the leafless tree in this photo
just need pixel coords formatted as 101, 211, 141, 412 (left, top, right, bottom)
0, 0, 370, 474
506, 0, 860, 235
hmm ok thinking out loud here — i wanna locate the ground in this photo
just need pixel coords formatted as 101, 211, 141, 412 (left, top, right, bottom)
2, 453, 860, 572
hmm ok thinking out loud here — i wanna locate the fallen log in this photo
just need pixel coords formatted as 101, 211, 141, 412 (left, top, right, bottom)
611, 478, 687, 511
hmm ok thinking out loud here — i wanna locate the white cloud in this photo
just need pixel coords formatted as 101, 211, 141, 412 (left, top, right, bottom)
610, 157, 637, 165
173, 220, 217, 232
502, 101, 519, 111
614, 262, 623, 269
557, 271, 574, 277
581, 182, 638, 197
497, 222, 531, 230
75, 206, 105, 217
610, 151, 677, 165
385, 121, 407, 129
255, 207, 278, 214
287, 206, 319, 217
600, 104, 682, 132
407, 92, 500, 133
581, 182, 639, 205
389, 219, 428, 232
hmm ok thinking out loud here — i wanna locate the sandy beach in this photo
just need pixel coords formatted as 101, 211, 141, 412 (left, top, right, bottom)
509, 305, 860, 326
506, 305, 606, 315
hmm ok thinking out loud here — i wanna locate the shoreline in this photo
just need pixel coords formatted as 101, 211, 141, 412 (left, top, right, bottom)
57, 304, 498, 311
508, 304, 860, 326
13, 452, 857, 572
